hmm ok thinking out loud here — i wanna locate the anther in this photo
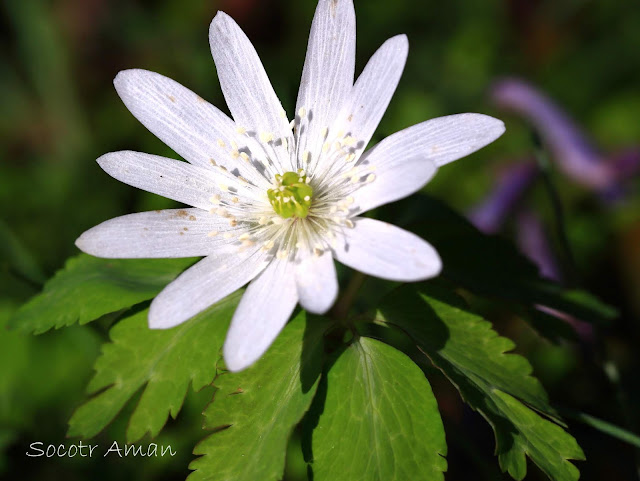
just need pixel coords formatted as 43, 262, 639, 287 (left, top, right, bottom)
259, 132, 274, 143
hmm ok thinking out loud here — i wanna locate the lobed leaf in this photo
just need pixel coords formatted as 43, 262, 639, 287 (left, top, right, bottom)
68, 291, 240, 442
188, 312, 325, 481
492, 391, 585, 481
373, 284, 584, 481
306, 337, 447, 481
9, 254, 196, 334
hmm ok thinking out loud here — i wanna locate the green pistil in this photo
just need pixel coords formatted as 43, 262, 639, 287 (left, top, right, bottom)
267, 170, 313, 219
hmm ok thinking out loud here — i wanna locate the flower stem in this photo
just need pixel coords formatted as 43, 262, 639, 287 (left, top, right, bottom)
533, 133, 580, 285
331, 271, 367, 321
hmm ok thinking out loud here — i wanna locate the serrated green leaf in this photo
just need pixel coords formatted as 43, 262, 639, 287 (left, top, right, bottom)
188, 312, 325, 481
492, 390, 585, 481
376, 284, 557, 419
378, 194, 617, 328
9, 254, 196, 334
306, 337, 447, 481
68, 291, 241, 442
373, 284, 584, 481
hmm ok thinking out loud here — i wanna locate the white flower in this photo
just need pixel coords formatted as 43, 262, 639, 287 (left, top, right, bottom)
76, 0, 505, 372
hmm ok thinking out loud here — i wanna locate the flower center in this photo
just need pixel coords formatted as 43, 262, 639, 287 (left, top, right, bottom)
267, 170, 313, 219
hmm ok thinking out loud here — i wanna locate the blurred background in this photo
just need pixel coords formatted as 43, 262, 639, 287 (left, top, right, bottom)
1, 0, 639, 479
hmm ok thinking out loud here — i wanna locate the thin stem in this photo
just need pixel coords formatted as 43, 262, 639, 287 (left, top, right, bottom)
533, 134, 580, 285
331, 271, 367, 321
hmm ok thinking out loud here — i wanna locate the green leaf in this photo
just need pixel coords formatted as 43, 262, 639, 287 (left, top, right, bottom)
306, 337, 447, 481
68, 291, 240, 442
492, 391, 585, 481
373, 284, 584, 481
378, 194, 617, 328
9, 254, 196, 333
376, 283, 557, 418
188, 312, 325, 481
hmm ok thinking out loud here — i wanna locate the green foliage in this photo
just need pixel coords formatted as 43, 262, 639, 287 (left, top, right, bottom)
306, 337, 447, 481
188, 312, 325, 481
492, 391, 585, 481
373, 283, 584, 481
68, 292, 241, 442
9, 254, 196, 334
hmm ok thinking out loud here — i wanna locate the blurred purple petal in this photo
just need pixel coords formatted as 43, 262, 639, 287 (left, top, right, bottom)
491, 77, 617, 190
516, 209, 561, 281
516, 210, 594, 341
468, 161, 538, 234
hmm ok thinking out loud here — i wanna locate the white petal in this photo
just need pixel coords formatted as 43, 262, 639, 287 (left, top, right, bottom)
333, 217, 441, 281
97, 151, 221, 210
149, 248, 268, 329
351, 154, 437, 214
351, 114, 505, 213
223, 258, 298, 372
295, 251, 338, 314
324, 35, 408, 171
296, 0, 356, 164
209, 12, 292, 170
371, 113, 505, 168
113, 69, 265, 186
75, 208, 235, 258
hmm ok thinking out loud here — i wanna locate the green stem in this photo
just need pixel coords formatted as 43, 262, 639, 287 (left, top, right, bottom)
533, 135, 580, 285
331, 271, 367, 321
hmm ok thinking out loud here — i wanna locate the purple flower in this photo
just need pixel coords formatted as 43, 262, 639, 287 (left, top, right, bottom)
491, 78, 617, 190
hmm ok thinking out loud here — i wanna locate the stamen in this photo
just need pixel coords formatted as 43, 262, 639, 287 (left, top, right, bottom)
259, 132, 274, 143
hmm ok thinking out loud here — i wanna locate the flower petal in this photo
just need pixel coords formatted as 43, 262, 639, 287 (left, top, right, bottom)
351, 154, 437, 214
333, 217, 441, 281
321, 34, 408, 174
223, 258, 298, 372
296, 0, 356, 164
295, 251, 338, 314
149, 247, 268, 329
114, 69, 265, 185
75, 208, 235, 258
97, 151, 221, 209
352, 113, 505, 213
373, 113, 505, 168
209, 12, 292, 170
